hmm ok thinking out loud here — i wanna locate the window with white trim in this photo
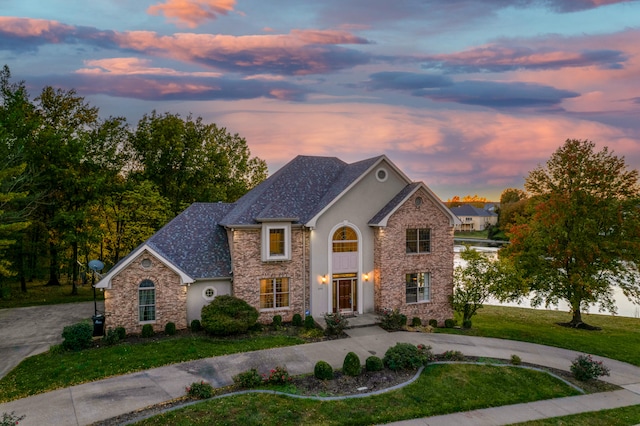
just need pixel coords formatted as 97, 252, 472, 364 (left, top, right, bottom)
406, 272, 431, 303
260, 277, 290, 309
406, 228, 430, 253
261, 223, 291, 261
138, 279, 156, 322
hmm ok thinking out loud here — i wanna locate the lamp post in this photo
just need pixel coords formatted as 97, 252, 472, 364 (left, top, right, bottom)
88, 259, 105, 336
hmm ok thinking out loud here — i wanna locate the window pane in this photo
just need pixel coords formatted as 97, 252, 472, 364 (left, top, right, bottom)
260, 294, 274, 309
269, 229, 285, 255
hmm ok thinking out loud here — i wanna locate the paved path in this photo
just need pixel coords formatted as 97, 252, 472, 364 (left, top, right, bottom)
1, 326, 640, 425
0, 301, 104, 379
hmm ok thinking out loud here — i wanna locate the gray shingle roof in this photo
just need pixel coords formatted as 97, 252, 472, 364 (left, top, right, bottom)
220, 155, 383, 226
369, 183, 420, 225
449, 204, 497, 217
147, 202, 234, 278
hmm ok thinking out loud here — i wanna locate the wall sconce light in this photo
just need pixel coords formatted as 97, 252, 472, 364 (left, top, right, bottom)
321, 275, 327, 284
363, 273, 369, 282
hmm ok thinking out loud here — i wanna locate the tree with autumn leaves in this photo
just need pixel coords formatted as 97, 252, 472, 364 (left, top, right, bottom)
502, 139, 640, 327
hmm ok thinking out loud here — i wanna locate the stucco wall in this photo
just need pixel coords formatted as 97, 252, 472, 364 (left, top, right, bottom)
186, 280, 232, 323
374, 188, 454, 325
310, 160, 407, 317
230, 227, 309, 323
104, 250, 187, 334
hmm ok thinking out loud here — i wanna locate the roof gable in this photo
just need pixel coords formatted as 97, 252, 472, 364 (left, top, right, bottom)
450, 204, 497, 217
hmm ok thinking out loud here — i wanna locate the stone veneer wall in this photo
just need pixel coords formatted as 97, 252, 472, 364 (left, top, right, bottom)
230, 227, 309, 323
104, 250, 187, 334
374, 188, 454, 325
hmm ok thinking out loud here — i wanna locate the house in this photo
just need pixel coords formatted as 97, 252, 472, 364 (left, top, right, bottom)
95, 155, 460, 333
449, 204, 498, 232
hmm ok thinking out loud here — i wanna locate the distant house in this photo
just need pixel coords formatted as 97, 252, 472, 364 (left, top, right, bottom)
96, 155, 460, 333
450, 204, 498, 232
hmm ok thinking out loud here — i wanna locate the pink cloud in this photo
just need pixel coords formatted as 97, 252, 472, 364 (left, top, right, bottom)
0, 17, 74, 40
147, 0, 236, 28
77, 57, 221, 77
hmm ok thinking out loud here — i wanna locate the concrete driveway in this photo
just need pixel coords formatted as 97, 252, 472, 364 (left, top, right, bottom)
0, 301, 104, 379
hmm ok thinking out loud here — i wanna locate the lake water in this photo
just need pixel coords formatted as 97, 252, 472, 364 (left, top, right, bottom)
454, 245, 640, 319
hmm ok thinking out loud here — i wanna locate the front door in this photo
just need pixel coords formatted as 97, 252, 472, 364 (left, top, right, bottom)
333, 276, 356, 313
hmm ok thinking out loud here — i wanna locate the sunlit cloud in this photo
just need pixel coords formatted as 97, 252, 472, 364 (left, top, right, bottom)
147, 0, 236, 28
77, 58, 222, 77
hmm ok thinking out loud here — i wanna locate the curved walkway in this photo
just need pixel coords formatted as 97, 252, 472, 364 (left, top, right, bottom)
1, 326, 640, 425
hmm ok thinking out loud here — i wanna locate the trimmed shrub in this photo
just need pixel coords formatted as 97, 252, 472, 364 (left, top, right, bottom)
272, 315, 283, 327
365, 356, 384, 372
141, 324, 154, 338
1, 411, 25, 425
103, 328, 120, 345
115, 326, 126, 340
314, 361, 334, 380
265, 366, 292, 385
441, 350, 465, 361
292, 313, 303, 327
462, 319, 472, 329
186, 381, 213, 399
383, 343, 433, 370
570, 354, 610, 381
378, 308, 407, 331
511, 354, 522, 365
201, 295, 259, 336
190, 319, 202, 332
233, 368, 264, 389
62, 322, 93, 351
343, 352, 361, 377
444, 318, 456, 328
165, 322, 176, 335
428, 319, 438, 328
324, 312, 348, 336
304, 315, 316, 330
411, 317, 422, 327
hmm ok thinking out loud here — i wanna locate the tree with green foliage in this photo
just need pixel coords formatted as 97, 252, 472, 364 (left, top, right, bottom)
497, 188, 530, 234
452, 246, 514, 326
502, 139, 640, 327
130, 111, 267, 215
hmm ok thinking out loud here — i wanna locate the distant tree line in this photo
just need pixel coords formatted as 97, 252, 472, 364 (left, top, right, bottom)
0, 65, 267, 294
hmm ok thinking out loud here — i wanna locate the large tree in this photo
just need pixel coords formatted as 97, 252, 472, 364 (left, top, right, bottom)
502, 139, 640, 327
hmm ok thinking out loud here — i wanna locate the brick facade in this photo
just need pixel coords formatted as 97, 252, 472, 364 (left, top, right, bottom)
374, 188, 454, 325
104, 250, 187, 334
230, 227, 309, 323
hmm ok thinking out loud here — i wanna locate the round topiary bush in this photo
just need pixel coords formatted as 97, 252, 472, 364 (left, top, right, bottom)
141, 324, 154, 338
201, 295, 259, 336
411, 317, 422, 327
383, 342, 432, 370
272, 315, 283, 327
292, 313, 303, 327
115, 326, 126, 340
343, 351, 361, 377
165, 322, 176, 335
462, 319, 472, 329
365, 356, 384, 372
190, 319, 202, 332
444, 318, 456, 328
304, 315, 316, 330
314, 360, 334, 380
428, 319, 438, 328
62, 322, 93, 351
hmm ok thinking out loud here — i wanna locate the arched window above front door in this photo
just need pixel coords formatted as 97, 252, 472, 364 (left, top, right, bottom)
332, 226, 358, 252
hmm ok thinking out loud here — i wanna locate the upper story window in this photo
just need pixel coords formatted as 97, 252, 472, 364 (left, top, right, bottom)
406, 228, 430, 254
261, 222, 291, 261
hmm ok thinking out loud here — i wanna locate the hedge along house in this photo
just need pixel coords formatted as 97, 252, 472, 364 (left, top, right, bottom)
95, 155, 460, 334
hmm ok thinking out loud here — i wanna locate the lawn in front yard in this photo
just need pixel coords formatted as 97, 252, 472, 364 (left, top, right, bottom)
442, 305, 640, 366
137, 364, 581, 426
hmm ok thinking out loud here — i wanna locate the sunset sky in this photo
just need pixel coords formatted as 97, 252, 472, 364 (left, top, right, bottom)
2, 0, 640, 201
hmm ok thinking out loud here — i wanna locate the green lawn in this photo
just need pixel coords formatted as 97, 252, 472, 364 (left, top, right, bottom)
443, 305, 640, 366
0, 279, 103, 309
0, 334, 304, 402
138, 364, 580, 426
515, 405, 640, 425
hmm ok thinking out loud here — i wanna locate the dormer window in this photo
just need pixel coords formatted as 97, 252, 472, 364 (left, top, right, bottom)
262, 222, 291, 261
